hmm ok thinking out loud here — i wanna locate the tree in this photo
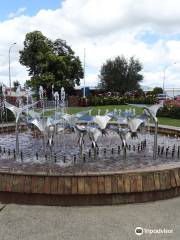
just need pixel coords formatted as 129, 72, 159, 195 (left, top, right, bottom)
19, 31, 84, 96
13, 80, 20, 91
99, 56, 143, 94
152, 87, 163, 95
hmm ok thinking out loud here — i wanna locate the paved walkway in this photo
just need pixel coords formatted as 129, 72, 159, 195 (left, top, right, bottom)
0, 197, 180, 240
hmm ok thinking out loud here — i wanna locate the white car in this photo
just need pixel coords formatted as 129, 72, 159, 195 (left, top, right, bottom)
156, 94, 172, 101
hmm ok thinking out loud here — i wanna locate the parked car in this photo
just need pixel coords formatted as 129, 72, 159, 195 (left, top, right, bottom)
174, 95, 180, 101
156, 94, 172, 101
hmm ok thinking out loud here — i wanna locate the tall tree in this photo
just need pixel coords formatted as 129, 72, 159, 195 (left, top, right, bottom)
19, 31, 84, 96
99, 56, 143, 94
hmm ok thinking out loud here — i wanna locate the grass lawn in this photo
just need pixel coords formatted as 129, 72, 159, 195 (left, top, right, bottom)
158, 117, 180, 127
45, 105, 180, 128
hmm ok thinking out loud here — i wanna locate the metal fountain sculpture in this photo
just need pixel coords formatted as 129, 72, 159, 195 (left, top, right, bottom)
129, 101, 164, 159
90, 115, 111, 151
61, 110, 91, 151
29, 86, 62, 154
3, 83, 164, 162
5, 100, 38, 159
108, 111, 143, 159
29, 117, 61, 155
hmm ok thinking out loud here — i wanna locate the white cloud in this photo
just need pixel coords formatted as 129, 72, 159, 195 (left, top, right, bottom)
8, 7, 26, 19
0, 0, 180, 90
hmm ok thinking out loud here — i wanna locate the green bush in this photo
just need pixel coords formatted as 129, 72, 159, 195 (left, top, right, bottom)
0, 109, 15, 123
157, 106, 180, 119
88, 96, 127, 106
127, 96, 156, 105
87, 96, 156, 106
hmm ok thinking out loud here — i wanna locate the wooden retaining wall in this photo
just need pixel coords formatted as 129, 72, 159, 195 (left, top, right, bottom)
0, 167, 180, 205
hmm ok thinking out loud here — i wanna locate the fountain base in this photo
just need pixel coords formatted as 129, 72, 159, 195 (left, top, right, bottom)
0, 163, 180, 205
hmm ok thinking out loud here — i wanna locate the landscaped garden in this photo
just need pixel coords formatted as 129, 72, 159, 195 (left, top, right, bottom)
42, 104, 180, 127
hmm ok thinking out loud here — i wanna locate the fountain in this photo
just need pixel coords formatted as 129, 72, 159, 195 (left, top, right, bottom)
0, 88, 180, 206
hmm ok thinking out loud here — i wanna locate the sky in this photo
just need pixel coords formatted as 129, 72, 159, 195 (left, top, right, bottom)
0, 0, 180, 90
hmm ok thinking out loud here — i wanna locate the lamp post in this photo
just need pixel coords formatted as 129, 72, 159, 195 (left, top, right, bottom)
83, 48, 86, 98
163, 62, 176, 93
9, 42, 16, 95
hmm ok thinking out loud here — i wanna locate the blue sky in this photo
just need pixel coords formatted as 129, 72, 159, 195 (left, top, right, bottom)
137, 32, 180, 45
0, 0, 63, 20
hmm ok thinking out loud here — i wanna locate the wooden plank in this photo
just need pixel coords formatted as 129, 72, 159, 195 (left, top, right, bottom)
91, 176, 98, 194
0, 174, 2, 191
58, 177, 65, 194
123, 175, 130, 193
104, 176, 112, 194
31, 176, 39, 193
11, 175, 25, 192
98, 176, 105, 194
130, 175, 142, 192
0, 174, 7, 191
78, 177, 85, 194
165, 171, 171, 189
50, 177, 58, 194
24, 176, 32, 193
71, 177, 78, 194
31, 176, 44, 193
136, 175, 143, 192
170, 171, 176, 187
174, 169, 180, 186
84, 177, 91, 194
142, 173, 154, 192
154, 173, 160, 190
64, 177, 72, 194
130, 175, 138, 192
160, 171, 171, 190
5, 174, 13, 192
159, 172, 166, 190
117, 175, 124, 193
44, 177, 51, 194
111, 175, 118, 193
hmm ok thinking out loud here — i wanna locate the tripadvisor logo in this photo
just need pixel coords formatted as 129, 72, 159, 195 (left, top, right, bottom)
135, 227, 143, 236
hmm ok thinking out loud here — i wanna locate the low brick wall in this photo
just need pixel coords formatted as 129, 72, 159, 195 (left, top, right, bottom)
0, 167, 180, 205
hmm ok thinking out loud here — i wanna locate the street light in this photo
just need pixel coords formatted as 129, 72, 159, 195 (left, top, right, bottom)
9, 42, 16, 95
83, 48, 86, 98
163, 62, 176, 93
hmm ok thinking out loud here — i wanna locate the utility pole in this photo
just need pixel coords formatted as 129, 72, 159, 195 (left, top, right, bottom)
9, 42, 16, 95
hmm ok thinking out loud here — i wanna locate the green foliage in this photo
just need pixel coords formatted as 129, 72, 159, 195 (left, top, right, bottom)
127, 96, 156, 105
19, 31, 84, 96
88, 96, 126, 106
152, 87, 163, 95
0, 109, 15, 123
99, 56, 143, 94
88, 96, 156, 106
157, 106, 180, 119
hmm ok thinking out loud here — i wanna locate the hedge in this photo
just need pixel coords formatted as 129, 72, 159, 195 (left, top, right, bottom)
87, 96, 156, 106
157, 106, 180, 119
0, 109, 15, 123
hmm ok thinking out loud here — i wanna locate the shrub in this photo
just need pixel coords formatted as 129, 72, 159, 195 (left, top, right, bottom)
0, 109, 15, 123
127, 96, 156, 105
87, 96, 156, 106
88, 96, 127, 106
157, 106, 180, 119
